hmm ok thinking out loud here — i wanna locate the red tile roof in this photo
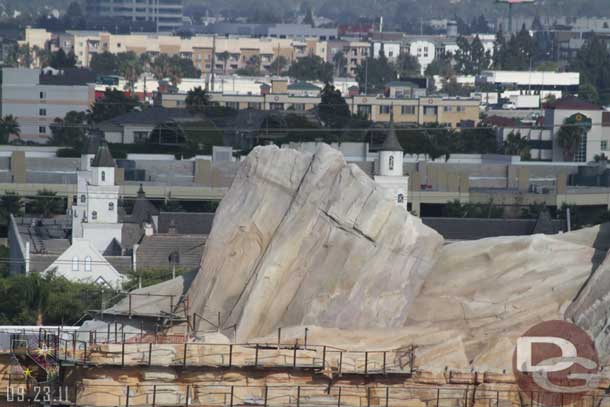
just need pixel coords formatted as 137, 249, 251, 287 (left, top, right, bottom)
545, 97, 602, 111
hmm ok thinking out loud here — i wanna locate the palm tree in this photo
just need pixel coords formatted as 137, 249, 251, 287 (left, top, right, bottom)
0, 115, 20, 144
31, 189, 63, 218
557, 125, 583, 161
333, 51, 347, 77
218, 51, 230, 74
185, 86, 210, 114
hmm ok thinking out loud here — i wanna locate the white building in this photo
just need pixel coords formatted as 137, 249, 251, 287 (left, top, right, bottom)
44, 239, 124, 288
374, 115, 409, 209
39, 139, 125, 288
72, 138, 122, 253
85, 0, 184, 32
0, 67, 95, 143
407, 40, 435, 75
543, 98, 610, 162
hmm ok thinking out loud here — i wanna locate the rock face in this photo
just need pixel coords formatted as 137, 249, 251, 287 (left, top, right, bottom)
187, 144, 443, 340
185, 143, 610, 371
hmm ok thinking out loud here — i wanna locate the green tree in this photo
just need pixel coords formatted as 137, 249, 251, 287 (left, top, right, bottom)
48, 48, 77, 69
425, 53, 455, 77
557, 124, 583, 162
492, 29, 507, 69
269, 56, 289, 75
303, 7, 315, 27
235, 55, 262, 76
0, 115, 20, 144
396, 53, 421, 78
49, 111, 88, 149
497, 25, 536, 71
579, 82, 600, 104
90, 51, 120, 75
318, 83, 351, 129
117, 51, 142, 94
355, 53, 396, 93
218, 51, 230, 74
185, 86, 211, 114
569, 34, 610, 104
89, 88, 140, 123
536, 61, 559, 71
454, 35, 491, 75
332, 51, 347, 77
503, 131, 531, 160
288, 55, 333, 83
30, 189, 64, 218
0, 192, 23, 227
441, 78, 470, 96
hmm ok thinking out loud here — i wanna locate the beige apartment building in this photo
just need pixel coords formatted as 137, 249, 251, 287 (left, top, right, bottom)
24, 28, 328, 76
349, 95, 480, 127
158, 88, 480, 127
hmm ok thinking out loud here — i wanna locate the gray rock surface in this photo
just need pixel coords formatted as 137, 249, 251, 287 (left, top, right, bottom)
180, 144, 610, 371
187, 144, 443, 340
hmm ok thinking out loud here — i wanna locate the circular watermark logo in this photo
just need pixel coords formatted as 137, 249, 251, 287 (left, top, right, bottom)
513, 320, 600, 407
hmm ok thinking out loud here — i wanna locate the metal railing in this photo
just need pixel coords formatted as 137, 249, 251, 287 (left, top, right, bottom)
0, 383, 606, 407
25, 329, 415, 375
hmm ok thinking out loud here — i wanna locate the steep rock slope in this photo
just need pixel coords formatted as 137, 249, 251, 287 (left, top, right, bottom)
187, 144, 444, 340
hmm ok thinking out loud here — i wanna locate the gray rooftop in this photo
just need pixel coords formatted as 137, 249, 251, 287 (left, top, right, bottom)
135, 234, 206, 271
379, 118, 403, 152
91, 141, 115, 167
157, 212, 215, 235
422, 217, 565, 241
103, 270, 197, 317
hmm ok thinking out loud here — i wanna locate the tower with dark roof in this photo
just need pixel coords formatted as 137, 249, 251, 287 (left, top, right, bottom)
374, 109, 409, 209
91, 139, 116, 186
80, 131, 103, 171
378, 110, 404, 177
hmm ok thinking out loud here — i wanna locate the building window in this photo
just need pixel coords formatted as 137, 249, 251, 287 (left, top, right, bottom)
269, 103, 284, 110
397, 193, 404, 203
101, 171, 106, 182
40, 91, 46, 99
248, 102, 262, 110
80, 194, 86, 203
456, 106, 465, 112
39, 108, 47, 116
293, 103, 305, 111
85, 257, 92, 272
602, 140, 608, 151
226, 101, 239, 110
39, 126, 46, 134
72, 257, 79, 271
575, 134, 587, 162
401, 106, 415, 115
389, 155, 394, 171
108, 202, 114, 211
92, 211, 98, 220
357, 105, 372, 117
443, 106, 452, 112
379, 105, 391, 114
423, 106, 437, 116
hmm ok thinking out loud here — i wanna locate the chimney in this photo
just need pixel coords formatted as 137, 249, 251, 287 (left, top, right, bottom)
271, 79, 288, 94
168, 219, 177, 235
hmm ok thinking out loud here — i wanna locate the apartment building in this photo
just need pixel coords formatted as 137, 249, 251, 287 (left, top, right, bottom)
85, 0, 184, 32
349, 95, 480, 127
0, 68, 96, 143
23, 28, 328, 77
158, 90, 479, 128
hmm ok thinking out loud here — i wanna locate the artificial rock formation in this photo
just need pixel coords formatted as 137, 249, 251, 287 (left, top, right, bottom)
183, 144, 610, 372
188, 144, 443, 340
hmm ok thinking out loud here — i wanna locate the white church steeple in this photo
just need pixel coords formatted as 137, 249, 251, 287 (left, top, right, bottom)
374, 109, 409, 208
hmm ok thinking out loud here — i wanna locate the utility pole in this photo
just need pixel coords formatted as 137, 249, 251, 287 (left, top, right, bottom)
364, 58, 368, 95
211, 35, 216, 92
